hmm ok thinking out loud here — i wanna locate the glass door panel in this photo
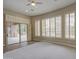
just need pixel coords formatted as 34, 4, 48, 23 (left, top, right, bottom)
7, 23, 19, 44
20, 24, 27, 42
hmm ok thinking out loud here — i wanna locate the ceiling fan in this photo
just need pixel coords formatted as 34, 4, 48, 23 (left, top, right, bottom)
26, 0, 43, 6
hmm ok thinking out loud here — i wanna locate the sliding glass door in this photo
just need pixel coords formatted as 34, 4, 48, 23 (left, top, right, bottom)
7, 23, 27, 45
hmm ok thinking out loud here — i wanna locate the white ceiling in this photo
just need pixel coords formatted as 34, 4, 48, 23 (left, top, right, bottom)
3, 0, 76, 16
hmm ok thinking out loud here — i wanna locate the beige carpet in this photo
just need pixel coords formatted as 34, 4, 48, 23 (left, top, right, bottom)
4, 42, 76, 59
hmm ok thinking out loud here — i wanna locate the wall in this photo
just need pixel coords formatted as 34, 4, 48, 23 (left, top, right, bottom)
31, 3, 76, 48
4, 9, 32, 46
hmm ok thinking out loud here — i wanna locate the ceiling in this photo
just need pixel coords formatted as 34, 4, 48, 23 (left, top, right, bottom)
3, 0, 76, 16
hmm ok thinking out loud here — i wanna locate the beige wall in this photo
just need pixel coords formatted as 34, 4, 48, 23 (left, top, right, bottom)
4, 10, 32, 46
31, 3, 76, 48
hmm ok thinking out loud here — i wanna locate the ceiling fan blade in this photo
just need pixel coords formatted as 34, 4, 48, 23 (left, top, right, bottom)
36, 2, 43, 4
26, 3, 30, 6
27, 0, 32, 2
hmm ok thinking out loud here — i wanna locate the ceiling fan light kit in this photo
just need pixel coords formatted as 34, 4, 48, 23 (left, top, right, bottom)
31, 2, 36, 6
26, 0, 43, 6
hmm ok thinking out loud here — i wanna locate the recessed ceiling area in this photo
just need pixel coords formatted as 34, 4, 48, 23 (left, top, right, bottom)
3, 0, 76, 16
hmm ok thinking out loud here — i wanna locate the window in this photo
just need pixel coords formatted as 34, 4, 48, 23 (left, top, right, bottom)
35, 20, 40, 36
42, 20, 46, 36
50, 17, 55, 37
65, 12, 75, 39
42, 19, 51, 37
56, 16, 62, 37
46, 19, 50, 36
70, 13, 75, 39
65, 14, 70, 38
42, 16, 61, 38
